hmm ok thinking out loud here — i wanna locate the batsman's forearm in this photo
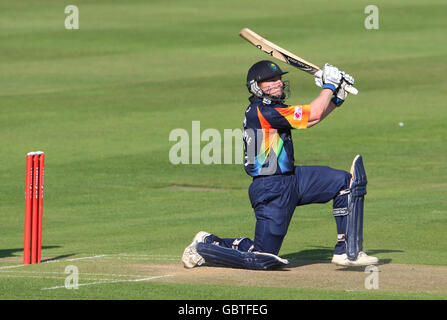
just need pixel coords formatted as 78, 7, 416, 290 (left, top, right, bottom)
308, 102, 337, 127
308, 89, 333, 123
321, 101, 337, 119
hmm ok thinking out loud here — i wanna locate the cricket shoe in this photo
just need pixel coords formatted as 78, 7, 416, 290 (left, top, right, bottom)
182, 231, 211, 269
331, 251, 379, 267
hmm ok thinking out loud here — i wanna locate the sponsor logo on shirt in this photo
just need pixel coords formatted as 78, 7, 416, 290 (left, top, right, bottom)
293, 106, 302, 120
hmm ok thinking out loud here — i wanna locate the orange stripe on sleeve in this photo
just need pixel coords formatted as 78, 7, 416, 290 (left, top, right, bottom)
274, 105, 310, 129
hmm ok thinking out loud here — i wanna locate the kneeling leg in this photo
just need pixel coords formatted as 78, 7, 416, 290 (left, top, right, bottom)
196, 242, 289, 270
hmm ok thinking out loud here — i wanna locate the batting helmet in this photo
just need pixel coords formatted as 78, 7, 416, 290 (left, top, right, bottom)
246, 60, 289, 102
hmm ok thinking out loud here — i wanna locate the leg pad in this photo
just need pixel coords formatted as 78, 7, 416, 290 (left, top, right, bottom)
196, 242, 288, 270
346, 155, 367, 260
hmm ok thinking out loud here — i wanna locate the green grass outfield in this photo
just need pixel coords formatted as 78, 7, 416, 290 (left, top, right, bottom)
1, 0, 446, 300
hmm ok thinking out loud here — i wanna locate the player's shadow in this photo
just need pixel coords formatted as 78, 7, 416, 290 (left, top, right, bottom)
0, 247, 75, 262
282, 246, 402, 268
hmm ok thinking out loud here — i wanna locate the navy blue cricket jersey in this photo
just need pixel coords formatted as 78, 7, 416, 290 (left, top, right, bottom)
243, 96, 310, 177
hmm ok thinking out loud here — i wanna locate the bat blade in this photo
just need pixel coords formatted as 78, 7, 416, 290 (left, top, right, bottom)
239, 28, 320, 75
239, 28, 358, 95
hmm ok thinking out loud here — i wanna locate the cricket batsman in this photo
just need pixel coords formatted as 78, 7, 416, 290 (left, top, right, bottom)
182, 60, 379, 270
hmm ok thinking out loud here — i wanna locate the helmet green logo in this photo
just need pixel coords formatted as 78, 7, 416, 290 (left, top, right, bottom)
270, 63, 278, 70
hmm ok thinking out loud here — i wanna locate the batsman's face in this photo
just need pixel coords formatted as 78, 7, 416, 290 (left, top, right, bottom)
259, 76, 284, 96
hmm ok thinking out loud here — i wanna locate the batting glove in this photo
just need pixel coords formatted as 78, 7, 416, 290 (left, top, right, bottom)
331, 72, 355, 107
321, 63, 342, 92
314, 74, 323, 88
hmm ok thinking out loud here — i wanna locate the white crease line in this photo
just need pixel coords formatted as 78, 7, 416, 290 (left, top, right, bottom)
65, 255, 109, 261
45, 254, 180, 263
0, 270, 157, 278
48, 256, 179, 262
41, 274, 174, 290
1, 253, 180, 268
112, 257, 179, 261
117, 254, 180, 258
2, 274, 122, 281
0, 264, 27, 270
41, 254, 110, 264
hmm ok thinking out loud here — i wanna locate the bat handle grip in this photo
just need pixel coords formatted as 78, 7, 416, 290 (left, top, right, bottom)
345, 85, 359, 95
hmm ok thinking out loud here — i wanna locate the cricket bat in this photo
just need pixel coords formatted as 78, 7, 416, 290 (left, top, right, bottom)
239, 28, 358, 95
